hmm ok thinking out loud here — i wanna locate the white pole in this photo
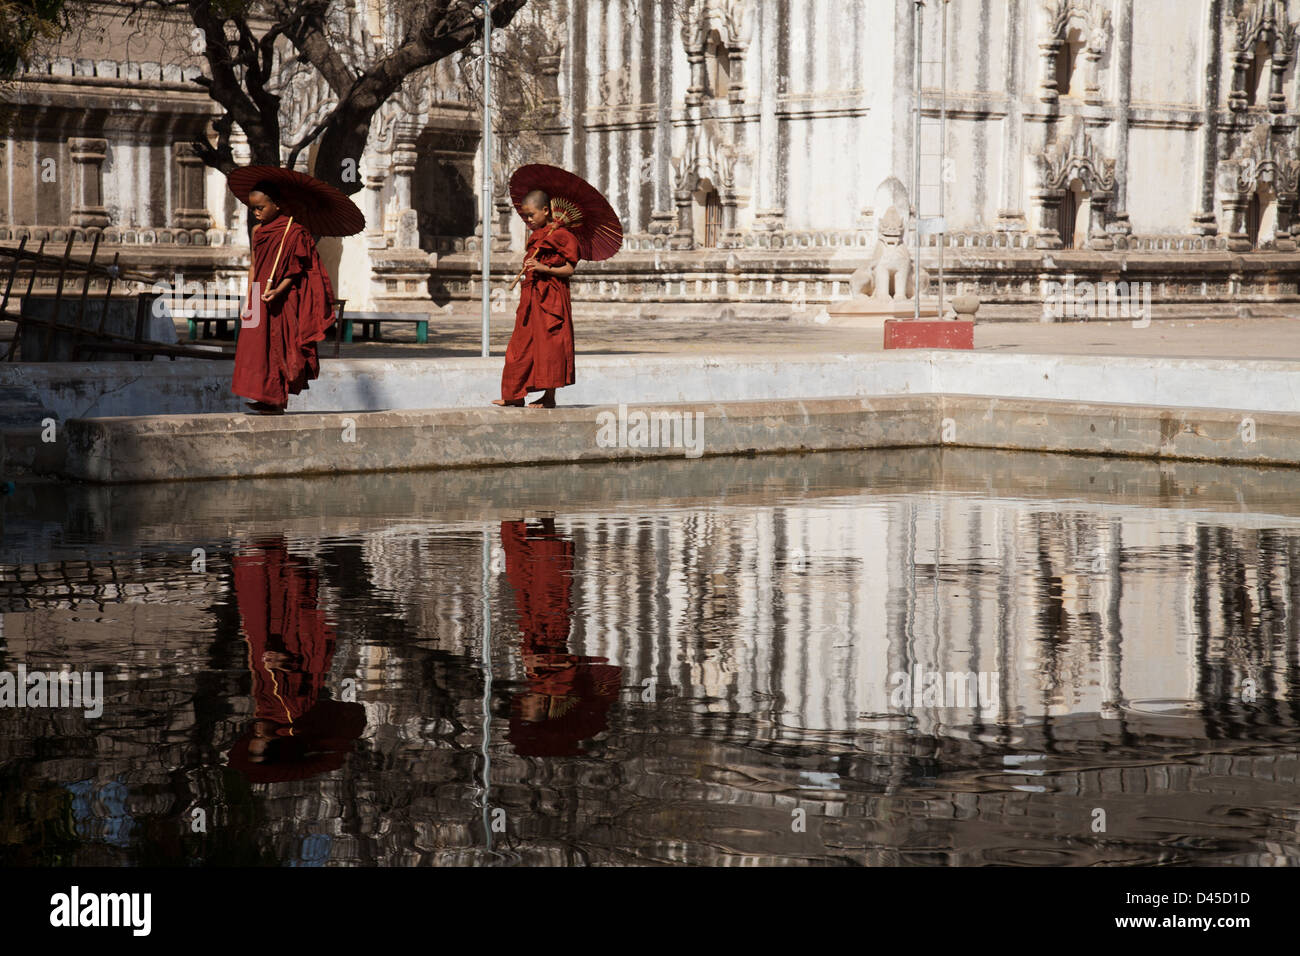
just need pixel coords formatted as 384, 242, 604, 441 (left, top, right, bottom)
939, 0, 947, 319
481, 0, 492, 358
913, 0, 923, 322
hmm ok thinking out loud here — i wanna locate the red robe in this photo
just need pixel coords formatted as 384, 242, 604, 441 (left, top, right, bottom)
500, 520, 621, 757
226, 538, 365, 783
500, 224, 579, 401
231, 216, 335, 406
232, 539, 337, 728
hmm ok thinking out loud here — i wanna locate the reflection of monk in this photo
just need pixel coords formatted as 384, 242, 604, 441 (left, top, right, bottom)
227, 538, 364, 783
501, 519, 621, 757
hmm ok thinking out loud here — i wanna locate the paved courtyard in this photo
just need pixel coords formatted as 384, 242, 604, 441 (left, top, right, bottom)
242, 313, 1300, 362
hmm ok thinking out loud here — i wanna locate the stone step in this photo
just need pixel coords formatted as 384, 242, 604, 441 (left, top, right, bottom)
57, 395, 1300, 484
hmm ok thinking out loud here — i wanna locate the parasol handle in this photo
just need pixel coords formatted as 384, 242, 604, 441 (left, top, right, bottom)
507, 214, 568, 292
265, 215, 294, 292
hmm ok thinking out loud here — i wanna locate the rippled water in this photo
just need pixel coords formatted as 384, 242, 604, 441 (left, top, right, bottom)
3, 448, 1300, 866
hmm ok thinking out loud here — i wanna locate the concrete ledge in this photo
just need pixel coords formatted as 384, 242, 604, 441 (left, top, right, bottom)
6, 349, 1298, 421
940, 395, 1295, 467
61, 397, 936, 483
58, 393, 1300, 483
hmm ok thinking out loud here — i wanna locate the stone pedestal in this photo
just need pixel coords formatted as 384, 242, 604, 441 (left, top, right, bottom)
883, 319, 974, 350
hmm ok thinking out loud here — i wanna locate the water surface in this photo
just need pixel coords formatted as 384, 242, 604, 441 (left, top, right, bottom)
2, 449, 1299, 866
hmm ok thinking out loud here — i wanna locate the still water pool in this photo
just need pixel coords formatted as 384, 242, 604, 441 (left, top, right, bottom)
2, 448, 1299, 866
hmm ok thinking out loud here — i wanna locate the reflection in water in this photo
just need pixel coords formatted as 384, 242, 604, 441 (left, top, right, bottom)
226, 538, 365, 784
501, 519, 621, 758
2, 449, 1300, 866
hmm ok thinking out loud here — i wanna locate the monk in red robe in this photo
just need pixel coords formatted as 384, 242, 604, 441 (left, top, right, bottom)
226, 537, 365, 783
500, 518, 621, 757
231, 181, 335, 415
493, 190, 579, 409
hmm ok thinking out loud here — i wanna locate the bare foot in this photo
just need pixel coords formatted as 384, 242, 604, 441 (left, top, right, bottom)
492, 398, 525, 407
527, 390, 556, 409
246, 401, 285, 415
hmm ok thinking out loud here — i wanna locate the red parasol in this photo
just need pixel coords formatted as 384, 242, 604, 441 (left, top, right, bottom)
508, 164, 624, 262
228, 165, 366, 237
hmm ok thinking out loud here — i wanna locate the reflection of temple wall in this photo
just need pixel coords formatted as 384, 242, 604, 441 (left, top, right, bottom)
6, 494, 1295, 741
518, 498, 1296, 736
3, 488, 1300, 864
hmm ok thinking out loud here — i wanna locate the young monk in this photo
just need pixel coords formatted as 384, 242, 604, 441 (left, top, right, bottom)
493, 189, 579, 409
231, 181, 335, 415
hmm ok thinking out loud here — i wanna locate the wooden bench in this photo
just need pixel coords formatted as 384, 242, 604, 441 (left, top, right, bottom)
340, 310, 430, 344
181, 299, 348, 349
179, 298, 247, 342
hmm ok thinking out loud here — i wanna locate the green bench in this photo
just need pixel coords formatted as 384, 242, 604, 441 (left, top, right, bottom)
182, 298, 246, 341
183, 299, 349, 349
340, 310, 430, 344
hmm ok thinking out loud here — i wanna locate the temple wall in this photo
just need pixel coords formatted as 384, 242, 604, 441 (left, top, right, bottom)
6, 1, 1300, 319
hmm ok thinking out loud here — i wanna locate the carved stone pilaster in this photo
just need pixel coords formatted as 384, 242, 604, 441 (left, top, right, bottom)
1031, 189, 1066, 249
492, 165, 513, 252
1228, 0, 1298, 112
172, 142, 212, 230
390, 123, 420, 249
1269, 13, 1297, 112
364, 168, 388, 248
67, 137, 110, 229
1220, 193, 1252, 250
671, 188, 695, 249
722, 0, 753, 105
1038, 0, 1112, 104
680, 3, 708, 107
1087, 193, 1113, 250
1228, 48, 1253, 111
538, 50, 563, 115
726, 43, 747, 105
648, 210, 678, 235
1037, 37, 1063, 104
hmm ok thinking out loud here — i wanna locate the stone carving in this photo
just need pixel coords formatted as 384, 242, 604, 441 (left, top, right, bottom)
856, 207, 915, 303
1216, 121, 1300, 249
1038, 0, 1112, 104
1039, 116, 1116, 193
679, 0, 752, 105
827, 178, 926, 320
598, 68, 632, 108
1031, 117, 1116, 249
1234, 121, 1300, 195
669, 133, 747, 248
1228, 0, 1297, 112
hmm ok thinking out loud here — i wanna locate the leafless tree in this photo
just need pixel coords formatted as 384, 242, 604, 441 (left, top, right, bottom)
123, 0, 528, 195
456, 0, 557, 174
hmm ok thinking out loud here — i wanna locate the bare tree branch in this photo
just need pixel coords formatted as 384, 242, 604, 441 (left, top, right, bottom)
116, 0, 530, 196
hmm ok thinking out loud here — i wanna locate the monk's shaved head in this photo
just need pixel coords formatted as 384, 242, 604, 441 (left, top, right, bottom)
522, 189, 551, 210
